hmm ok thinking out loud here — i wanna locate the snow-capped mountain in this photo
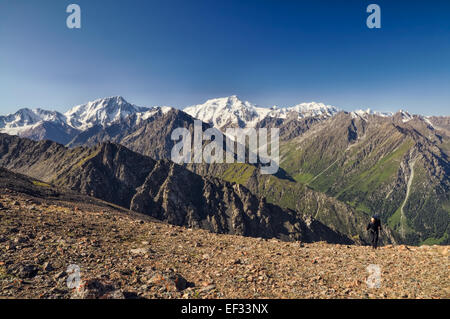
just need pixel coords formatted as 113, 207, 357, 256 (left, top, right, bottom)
350, 109, 416, 124
1, 94, 426, 145
64, 96, 152, 130
0, 96, 173, 144
398, 110, 414, 123
0, 108, 67, 136
0, 96, 156, 134
183, 95, 339, 129
133, 106, 173, 126
268, 102, 339, 119
350, 108, 393, 120
183, 95, 264, 129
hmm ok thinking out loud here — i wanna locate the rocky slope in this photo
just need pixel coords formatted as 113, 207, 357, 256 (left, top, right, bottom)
0, 182, 447, 299
0, 138, 350, 244
130, 160, 351, 243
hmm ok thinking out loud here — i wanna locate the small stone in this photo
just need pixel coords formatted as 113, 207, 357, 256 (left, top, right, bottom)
43, 262, 54, 272
173, 274, 188, 291
14, 236, 28, 244
202, 280, 214, 287
72, 279, 118, 299
139, 284, 148, 291
54, 271, 66, 280
17, 265, 39, 279
149, 272, 188, 292
200, 285, 216, 293
105, 290, 125, 299
130, 248, 148, 256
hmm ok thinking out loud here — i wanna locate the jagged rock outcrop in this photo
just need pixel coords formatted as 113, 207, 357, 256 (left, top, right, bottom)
130, 160, 351, 243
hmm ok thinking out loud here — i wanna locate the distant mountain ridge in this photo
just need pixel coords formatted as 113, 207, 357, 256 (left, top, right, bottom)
0, 96, 172, 144
1, 95, 444, 143
183, 95, 339, 129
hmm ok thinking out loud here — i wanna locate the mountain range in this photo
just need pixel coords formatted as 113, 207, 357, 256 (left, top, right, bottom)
0, 95, 448, 245
0, 134, 352, 244
0, 96, 172, 145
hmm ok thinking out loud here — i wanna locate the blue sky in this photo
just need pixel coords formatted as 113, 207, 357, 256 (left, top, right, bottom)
0, 0, 449, 115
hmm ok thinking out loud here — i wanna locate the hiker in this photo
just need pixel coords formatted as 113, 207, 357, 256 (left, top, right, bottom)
366, 216, 382, 249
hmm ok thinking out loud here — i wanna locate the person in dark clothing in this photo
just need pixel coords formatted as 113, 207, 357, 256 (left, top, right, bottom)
367, 216, 382, 249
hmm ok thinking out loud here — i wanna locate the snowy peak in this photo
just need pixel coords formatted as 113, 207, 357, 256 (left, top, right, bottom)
0, 108, 67, 135
289, 102, 339, 117
0, 97, 174, 139
133, 106, 173, 125
1, 94, 429, 142
0, 108, 41, 129
397, 110, 413, 123
350, 108, 421, 124
265, 102, 339, 120
184, 95, 262, 129
64, 96, 150, 130
350, 108, 393, 119
32, 108, 68, 123
184, 96, 339, 129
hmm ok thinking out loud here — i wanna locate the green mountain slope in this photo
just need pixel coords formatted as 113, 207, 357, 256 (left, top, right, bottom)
278, 112, 450, 245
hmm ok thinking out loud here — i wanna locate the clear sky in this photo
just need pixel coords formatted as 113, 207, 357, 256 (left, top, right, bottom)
0, 0, 449, 115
